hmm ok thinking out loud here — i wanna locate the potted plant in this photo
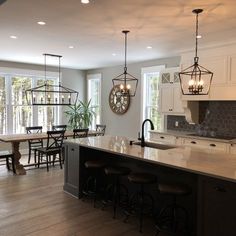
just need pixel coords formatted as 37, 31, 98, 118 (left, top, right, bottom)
64, 99, 95, 129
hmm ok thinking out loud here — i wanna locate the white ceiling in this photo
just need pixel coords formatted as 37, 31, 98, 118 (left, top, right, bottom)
0, 0, 236, 69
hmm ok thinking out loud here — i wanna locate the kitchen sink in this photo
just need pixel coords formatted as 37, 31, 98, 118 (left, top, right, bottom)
132, 141, 176, 150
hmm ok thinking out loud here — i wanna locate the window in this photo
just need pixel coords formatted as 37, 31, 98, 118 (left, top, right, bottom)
141, 66, 165, 136
0, 68, 59, 134
87, 73, 101, 130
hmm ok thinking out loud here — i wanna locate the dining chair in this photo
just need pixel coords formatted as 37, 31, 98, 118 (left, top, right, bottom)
26, 126, 43, 164
52, 125, 67, 131
0, 150, 16, 174
96, 124, 106, 136
73, 128, 89, 139
37, 130, 65, 171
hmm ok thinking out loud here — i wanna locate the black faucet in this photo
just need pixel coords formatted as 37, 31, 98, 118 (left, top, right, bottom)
141, 119, 154, 147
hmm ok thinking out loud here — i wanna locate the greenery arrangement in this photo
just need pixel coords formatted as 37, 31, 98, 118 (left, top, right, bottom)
64, 99, 95, 129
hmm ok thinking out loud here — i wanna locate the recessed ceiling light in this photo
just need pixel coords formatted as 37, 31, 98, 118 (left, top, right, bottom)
10, 35, 17, 39
69, 46, 74, 49
112, 53, 116, 56
37, 21, 46, 25
81, 0, 89, 4
147, 46, 152, 49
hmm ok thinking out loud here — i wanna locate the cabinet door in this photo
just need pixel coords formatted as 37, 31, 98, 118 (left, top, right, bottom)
63, 144, 80, 198
173, 86, 184, 113
229, 54, 236, 84
229, 143, 236, 154
160, 86, 173, 113
200, 56, 228, 86
198, 177, 236, 236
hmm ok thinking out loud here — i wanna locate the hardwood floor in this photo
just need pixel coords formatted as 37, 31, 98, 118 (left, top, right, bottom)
0, 162, 159, 236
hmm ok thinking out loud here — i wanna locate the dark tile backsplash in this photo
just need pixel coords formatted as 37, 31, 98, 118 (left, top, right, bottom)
167, 101, 236, 137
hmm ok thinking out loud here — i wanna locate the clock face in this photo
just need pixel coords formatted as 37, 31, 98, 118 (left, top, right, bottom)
109, 85, 130, 114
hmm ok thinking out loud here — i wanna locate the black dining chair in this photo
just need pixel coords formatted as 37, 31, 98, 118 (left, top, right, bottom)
96, 124, 106, 136
0, 150, 16, 174
26, 126, 43, 164
52, 125, 67, 131
37, 130, 65, 171
73, 128, 89, 138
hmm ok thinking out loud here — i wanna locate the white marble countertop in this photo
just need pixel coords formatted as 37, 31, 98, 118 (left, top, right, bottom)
149, 130, 236, 143
65, 135, 236, 183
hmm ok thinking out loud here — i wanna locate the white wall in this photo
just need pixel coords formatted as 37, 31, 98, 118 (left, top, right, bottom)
87, 56, 180, 139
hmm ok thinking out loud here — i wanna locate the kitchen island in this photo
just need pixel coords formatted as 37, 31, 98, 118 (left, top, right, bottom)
63, 135, 236, 236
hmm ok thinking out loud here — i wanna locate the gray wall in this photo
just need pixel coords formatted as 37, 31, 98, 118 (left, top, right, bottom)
87, 56, 180, 138
61, 68, 86, 125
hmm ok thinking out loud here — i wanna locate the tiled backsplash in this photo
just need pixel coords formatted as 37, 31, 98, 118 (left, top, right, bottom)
167, 101, 236, 137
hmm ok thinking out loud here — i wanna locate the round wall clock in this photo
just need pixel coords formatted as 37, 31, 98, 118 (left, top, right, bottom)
109, 85, 130, 114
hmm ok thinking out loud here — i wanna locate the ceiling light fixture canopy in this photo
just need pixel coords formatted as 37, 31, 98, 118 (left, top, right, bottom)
26, 53, 79, 106
179, 9, 213, 95
81, 0, 89, 4
112, 30, 138, 97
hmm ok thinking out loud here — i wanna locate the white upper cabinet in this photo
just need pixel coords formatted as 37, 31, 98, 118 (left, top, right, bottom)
159, 67, 184, 114
180, 43, 236, 100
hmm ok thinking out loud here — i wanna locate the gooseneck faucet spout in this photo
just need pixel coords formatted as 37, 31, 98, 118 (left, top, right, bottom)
141, 119, 154, 147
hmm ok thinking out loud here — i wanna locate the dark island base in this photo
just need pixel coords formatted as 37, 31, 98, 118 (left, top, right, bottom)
64, 144, 236, 236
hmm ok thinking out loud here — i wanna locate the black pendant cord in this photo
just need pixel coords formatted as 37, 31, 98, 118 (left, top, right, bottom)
195, 12, 199, 60
59, 56, 61, 84
44, 54, 47, 85
122, 30, 129, 80
192, 9, 203, 64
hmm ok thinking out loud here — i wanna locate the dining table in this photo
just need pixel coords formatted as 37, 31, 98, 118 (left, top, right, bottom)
0, 130, 102, 175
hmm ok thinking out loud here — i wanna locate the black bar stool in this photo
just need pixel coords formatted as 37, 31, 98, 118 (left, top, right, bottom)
82, 159, 106, 207
155, 183, 191, 235
103, 166, 130, 218
125, 172, 157, 233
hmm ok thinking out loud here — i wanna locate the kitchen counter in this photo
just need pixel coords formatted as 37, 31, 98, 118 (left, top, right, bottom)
65, 135, 236, 183
149, 129, 236, 143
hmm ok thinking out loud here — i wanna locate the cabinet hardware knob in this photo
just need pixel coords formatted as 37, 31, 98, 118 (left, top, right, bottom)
210, 144, 216, 147
71, 148, 74, 151
191, 141, 196, 144
214, 186, 226, 192
160, 136, 165, 139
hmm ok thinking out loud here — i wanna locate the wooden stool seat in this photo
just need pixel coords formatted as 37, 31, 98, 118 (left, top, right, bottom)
85, 160, 106, 169
128, 172, 157, 184
104, 166, 130, 176
158, 183, 191, 196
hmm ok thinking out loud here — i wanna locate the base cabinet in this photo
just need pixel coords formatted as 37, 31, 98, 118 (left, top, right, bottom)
198, 177, 236, 236
63, 143, 80, 198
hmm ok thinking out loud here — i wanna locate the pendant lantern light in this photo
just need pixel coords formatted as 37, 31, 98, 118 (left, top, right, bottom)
26, 53, 79, 106
179, 9, 213, 95
112, 30, 138, 97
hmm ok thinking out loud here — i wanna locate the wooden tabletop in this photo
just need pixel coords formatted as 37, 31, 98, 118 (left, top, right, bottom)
0, 130, 101, 143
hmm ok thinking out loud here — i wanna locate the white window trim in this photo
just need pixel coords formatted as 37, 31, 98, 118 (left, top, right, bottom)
140, 65, 165, 131
87, 73, 102, 127
0, 67, 60, 134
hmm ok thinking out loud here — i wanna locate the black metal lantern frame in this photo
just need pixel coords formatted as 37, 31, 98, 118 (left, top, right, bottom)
26, 54, 79, 106
112, 30, 138, 97
179, 9, 213, 95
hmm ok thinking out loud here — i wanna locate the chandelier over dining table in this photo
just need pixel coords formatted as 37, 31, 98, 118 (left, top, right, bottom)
26, 53, 79, 106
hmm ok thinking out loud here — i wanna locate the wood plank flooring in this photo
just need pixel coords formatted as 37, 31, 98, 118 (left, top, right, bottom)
0, 162, 159, 236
